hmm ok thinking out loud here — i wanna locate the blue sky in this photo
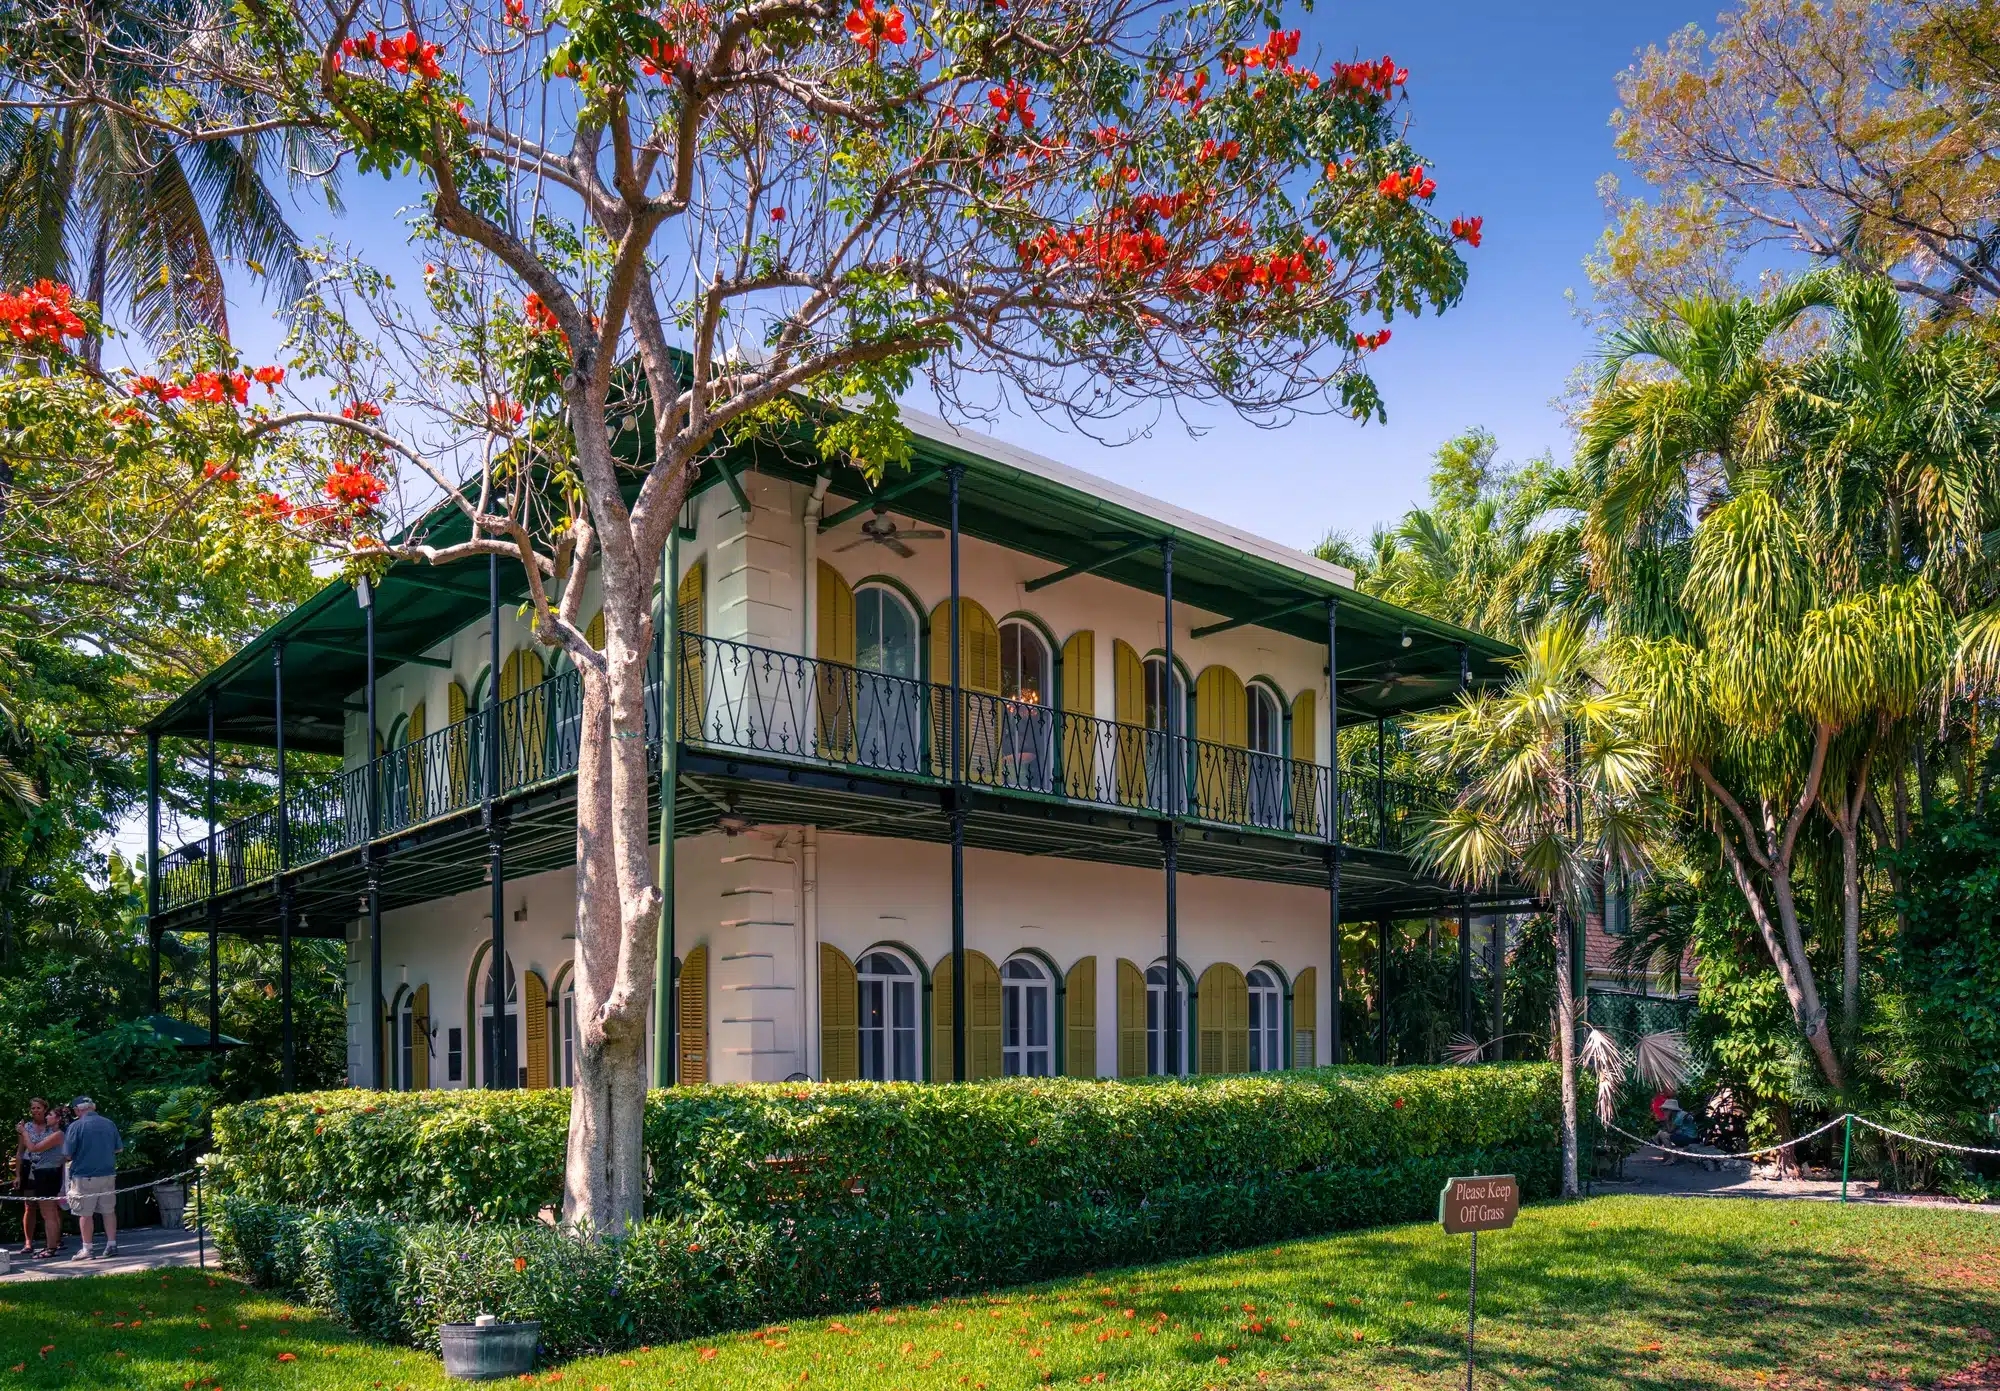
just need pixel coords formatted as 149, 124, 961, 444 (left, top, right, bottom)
221, 0, 1718, 552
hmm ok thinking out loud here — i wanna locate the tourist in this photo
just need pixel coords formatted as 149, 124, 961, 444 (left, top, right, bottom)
14, 1099, 64, 1257
61, 1096, 122, 1261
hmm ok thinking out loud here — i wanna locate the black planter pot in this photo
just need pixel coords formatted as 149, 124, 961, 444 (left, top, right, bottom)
439, 1317, 540, 1381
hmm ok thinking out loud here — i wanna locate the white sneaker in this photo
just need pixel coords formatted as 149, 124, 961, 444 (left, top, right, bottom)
69, 1246, 94, 1262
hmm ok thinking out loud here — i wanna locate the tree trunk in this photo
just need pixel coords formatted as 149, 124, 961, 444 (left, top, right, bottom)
1556, 912, 1580, 1198
1838, 818, 1860, 1032
1714, 828, 1846, 1093
562, 584, 663, 1236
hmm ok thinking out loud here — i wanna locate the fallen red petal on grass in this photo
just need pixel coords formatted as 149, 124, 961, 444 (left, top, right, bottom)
1638, 1342, 1663, 1352
278, 1352, 298, 1362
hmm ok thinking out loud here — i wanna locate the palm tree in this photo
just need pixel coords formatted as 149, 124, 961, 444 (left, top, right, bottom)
1408, 619, 1661, 1197
0, 61, 325, 350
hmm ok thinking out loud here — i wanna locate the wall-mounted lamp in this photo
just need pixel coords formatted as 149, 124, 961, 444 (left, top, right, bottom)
356, 575, 374, 611
1399, 627, 1413, 648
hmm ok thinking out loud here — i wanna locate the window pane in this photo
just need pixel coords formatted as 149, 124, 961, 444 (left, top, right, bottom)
1027, 983, 1048, 1047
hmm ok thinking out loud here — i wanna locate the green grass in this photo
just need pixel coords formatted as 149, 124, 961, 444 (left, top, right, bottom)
1, 1197, 1995, 1389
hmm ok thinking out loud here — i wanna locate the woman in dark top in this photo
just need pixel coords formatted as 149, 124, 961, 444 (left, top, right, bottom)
15, 1098, 64, 1257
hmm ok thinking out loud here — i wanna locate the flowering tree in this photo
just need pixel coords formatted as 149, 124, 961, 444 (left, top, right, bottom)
7, 0, 1479, 1233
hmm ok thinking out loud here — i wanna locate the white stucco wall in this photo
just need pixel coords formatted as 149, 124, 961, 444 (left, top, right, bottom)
349, 824, 1336, 1088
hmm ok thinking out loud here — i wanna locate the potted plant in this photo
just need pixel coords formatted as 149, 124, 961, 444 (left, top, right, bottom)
127, 1085, 216, 1228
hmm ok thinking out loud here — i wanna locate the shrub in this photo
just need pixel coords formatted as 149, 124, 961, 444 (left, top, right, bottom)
213, 1065, 1568, 1355
214, 1064, 1563, 1223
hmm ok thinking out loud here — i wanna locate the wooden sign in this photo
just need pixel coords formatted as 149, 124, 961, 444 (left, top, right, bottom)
1437, 1174, 1520, 1234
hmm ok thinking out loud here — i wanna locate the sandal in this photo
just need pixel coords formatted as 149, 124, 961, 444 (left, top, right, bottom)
35, 1248, 59, 1259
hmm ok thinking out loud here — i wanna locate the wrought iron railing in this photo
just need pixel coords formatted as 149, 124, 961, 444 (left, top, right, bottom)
155, 632, 1453, 912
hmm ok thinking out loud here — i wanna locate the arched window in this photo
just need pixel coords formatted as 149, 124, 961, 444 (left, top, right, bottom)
1145, 963, 1189, 1076
998, 621, 1055, 792
1247, 684, 1285, 828
560, 974, 577, 1087
1247, 967, 1284, 1072
389, 987, 415, 1091
1001, 955, 1054, 1076
479, 953, 520, 1088
854, 586, 922, 772
856, 949, 920, 1081
1142, 657, 1185, 734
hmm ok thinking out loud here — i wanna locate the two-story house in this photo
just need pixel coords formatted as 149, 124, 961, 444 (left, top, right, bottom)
141, 410, 1529, 1093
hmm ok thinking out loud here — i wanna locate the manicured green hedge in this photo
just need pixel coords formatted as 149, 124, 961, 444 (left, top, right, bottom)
211, 1065, 1570, 1354
213, 1063, 1566, 1224
215, 1141, 1562, 1358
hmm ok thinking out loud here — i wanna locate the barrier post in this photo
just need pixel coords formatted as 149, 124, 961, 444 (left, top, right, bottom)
1840, 1113, 1852, 1204
196, 1167, 206, 1270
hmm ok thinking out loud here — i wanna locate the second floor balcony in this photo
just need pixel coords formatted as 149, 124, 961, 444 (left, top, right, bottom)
156, 631, 1454, 917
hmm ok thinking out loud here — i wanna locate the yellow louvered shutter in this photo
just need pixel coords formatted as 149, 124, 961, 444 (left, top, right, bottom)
928, 599, 1001, 780
1292, 966, 1317, 1069
1198, 963, 1247, 1075
931, 954, 953, 1081
1291, 689, 1319, 834
816, 562, 857, 760
819, 944, 858, 1082
446, 681, 470, 805
406, 701, 427, 818
1064, 955, 1097, 1078
1194, 667, 1248, 823
1116, 958, 1147, 1078
586, 611, 606, 651
968, 950, 1001, 1079
1060, 631, 1096, 799
1112, 640, 1148, 807
411, 983, 430, 1089
678, 943, 709, 1084
677, 559, 705, 740
499, 648, 546, 785
523, 969, 549, 1089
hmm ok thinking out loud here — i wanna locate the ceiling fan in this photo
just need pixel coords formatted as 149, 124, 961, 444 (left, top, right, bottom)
1363, 665, 1456, 705
834, 513, 945, 559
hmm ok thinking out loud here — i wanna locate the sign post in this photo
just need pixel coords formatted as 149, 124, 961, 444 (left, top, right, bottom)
1438, 1174, 1519, 1391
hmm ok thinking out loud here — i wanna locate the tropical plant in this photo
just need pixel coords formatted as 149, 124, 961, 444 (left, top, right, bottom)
1408, 617, 1662, 1195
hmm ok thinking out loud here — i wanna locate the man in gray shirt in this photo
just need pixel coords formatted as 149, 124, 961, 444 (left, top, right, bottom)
61, 1097, 122, 1260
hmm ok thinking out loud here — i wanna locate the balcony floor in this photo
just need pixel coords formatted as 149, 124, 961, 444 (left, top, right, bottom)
155, 740, 1532, 940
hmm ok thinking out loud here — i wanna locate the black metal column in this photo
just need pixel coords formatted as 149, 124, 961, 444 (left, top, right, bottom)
1374, 715, 1387, 848
486, 554, 512, 1088
1326, 597, 1341, 1065
275, 641, 294, 1090
654, 525, 678, 1086
1378, 918, 1390, 1065
1161, 537, 1181, 1077
1458, 894, 1472, 1043
362, 577, 384, 1091
947, 463, 966, 1082
146, 730, 160, 1014
205, 693, 219, 1051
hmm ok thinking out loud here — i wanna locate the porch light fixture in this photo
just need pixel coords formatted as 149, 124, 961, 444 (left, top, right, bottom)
1399, 627, 1412, 648
356, 576, 374, 610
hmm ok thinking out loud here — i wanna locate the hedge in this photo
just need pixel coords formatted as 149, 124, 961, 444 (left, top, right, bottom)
212, 1063, 1568, 1224
209, 1065, 1571, 1353
215, 1142, 1562, 1358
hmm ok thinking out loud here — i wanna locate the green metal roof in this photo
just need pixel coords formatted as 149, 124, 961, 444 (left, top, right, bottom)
148, 404, 1513, 755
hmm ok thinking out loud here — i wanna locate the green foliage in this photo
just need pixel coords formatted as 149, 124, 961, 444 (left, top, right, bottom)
215, 1065, 1566, 1224
1884, 805, 2000, 1110
213, 1064, 1566, 1354
212, 1066, 1568, 1347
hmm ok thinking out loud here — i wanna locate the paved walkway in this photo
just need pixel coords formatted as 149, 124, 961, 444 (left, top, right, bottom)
1598, 1150, 1993, 1209
0, 1224, 213, 1282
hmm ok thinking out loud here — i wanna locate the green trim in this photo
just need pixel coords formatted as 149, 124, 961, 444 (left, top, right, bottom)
1022, 537, 1155, 593
818, 466, 945, 533
1189, 596, 1324, 639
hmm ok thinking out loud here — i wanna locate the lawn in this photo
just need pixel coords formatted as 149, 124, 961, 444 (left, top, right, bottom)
0, 1197, 1994, 1390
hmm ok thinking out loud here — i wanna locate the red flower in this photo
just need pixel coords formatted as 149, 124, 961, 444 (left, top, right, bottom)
1450, 215, 1484, 248
323, 459, 387, 512
1393, 1096, 1405, 1109
503, 0, 528, 28
987, 79, 1035, 129
252, 365, 286, 390
641, 38, 685, 79
1377, 164, 1435, 202
769, 206, 785, 222
341, 400, 383, 420
786, 124, 816, 144
1329, 55, 1407, 100
512, 1256, 528, 1272
522, 292, 566, 343
0, 279, 87, 351
1354, 328, 1391, 352
489, 398, 526, 426
845, 0, 906, 58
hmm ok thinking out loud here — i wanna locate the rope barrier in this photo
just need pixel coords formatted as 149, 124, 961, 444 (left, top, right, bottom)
1606, 1112, 2000, 1164
1849, 1115, 2000, 1158
0, 1166, 202, 1203
1602, 1113, 1851, 1163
